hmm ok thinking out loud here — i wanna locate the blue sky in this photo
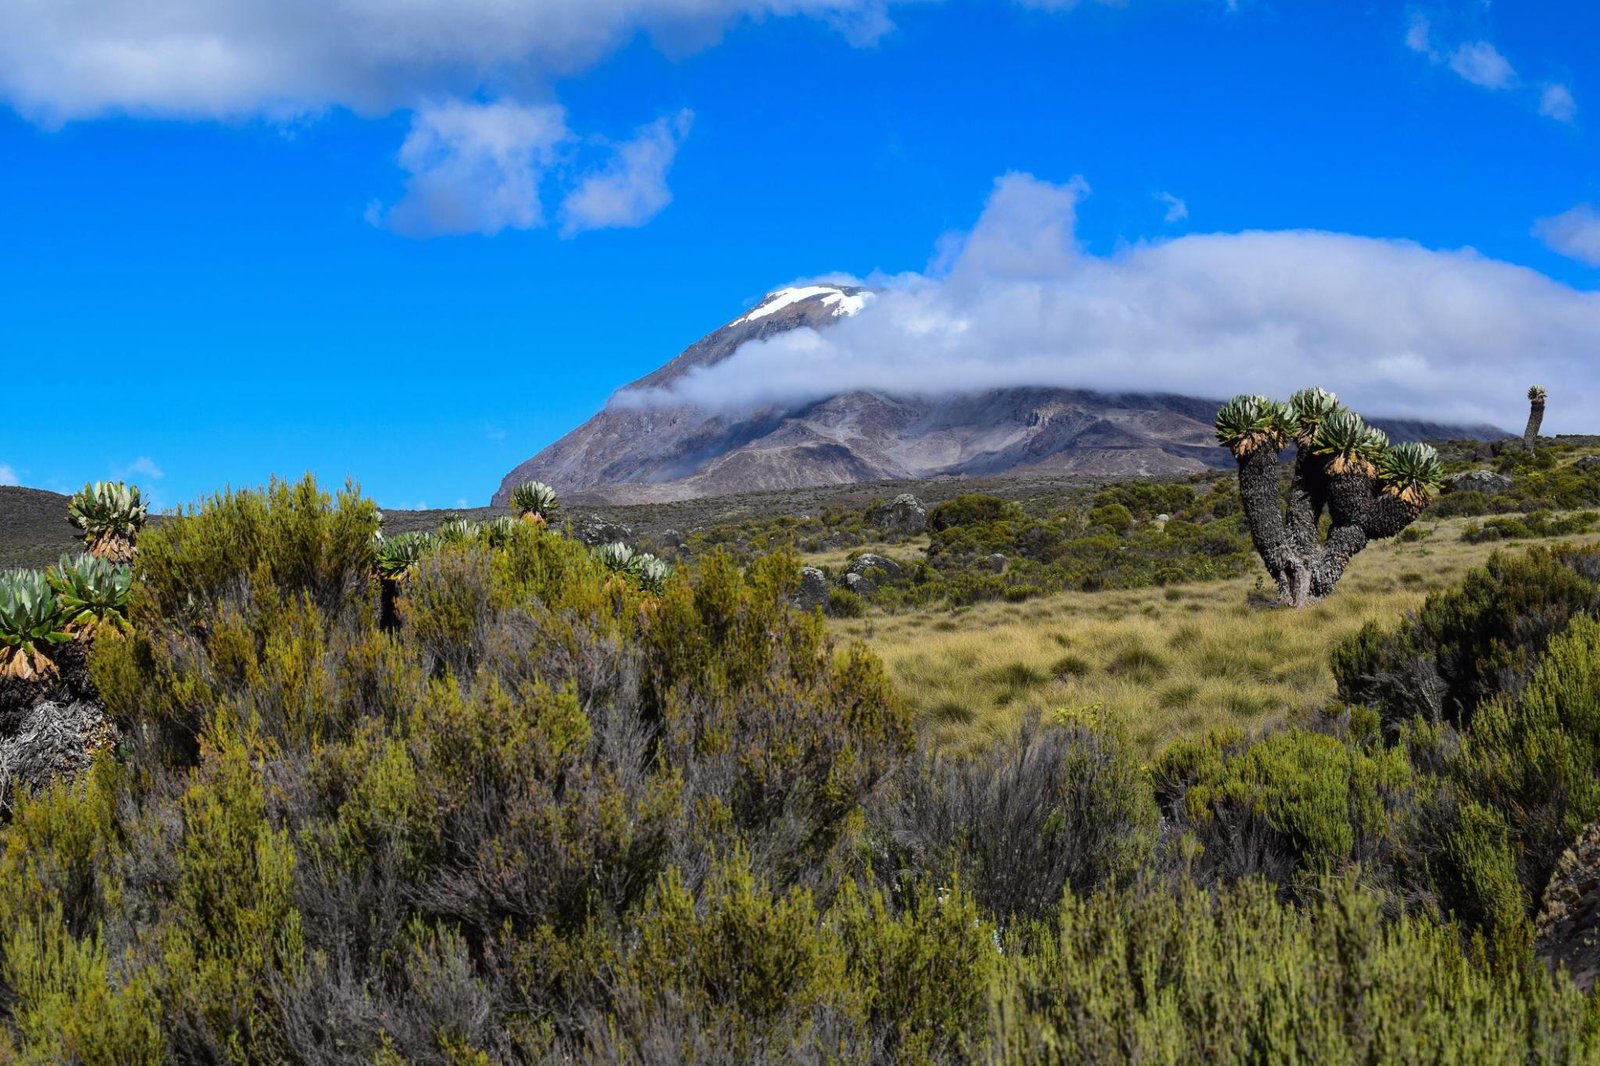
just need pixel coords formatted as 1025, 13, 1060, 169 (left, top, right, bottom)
1, 0, 1597, 509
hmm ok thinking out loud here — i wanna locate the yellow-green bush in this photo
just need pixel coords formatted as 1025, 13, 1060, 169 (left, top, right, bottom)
4, 476, 1600, 1061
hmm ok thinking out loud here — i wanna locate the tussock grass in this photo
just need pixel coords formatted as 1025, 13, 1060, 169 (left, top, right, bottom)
834, 518, 1600, 754
801, 538, 928, 571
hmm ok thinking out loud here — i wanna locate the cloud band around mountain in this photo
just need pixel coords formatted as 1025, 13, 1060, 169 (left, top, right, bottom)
624, 173, 1600, 432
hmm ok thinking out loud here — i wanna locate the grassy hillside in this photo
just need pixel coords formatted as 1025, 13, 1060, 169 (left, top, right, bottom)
838, 516, 1600, 752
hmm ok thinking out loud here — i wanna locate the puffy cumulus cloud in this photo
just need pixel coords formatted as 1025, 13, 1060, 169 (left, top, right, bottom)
560, 110, 694, 236
1540, 83, 1578, 123
0, 0, 903, 124
1535, 204, 1600, 267
374, 100, 571, 236
626, 173, 1600, 431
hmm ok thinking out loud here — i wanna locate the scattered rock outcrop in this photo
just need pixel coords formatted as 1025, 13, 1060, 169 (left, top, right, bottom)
567, 513, 634, 548
842, 553, 905, 595
792, 566, 829, 611
869, 493, 928, 536
1449, 470, 1514, 495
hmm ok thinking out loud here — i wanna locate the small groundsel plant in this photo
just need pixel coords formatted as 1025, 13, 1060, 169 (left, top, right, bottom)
598, 540, 638, 574
510, 480, 559, 525
65, 480, 148, 563
436, 516, 482, 544
0, 568, 70, 680
373, 531, 435, 583
47, 553, 133, 639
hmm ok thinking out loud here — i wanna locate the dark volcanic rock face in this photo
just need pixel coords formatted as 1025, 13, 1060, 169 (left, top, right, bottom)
494, 285, 1507, 505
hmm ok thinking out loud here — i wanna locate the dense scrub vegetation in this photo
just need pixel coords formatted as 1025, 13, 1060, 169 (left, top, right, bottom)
3, 477, 1600, 1061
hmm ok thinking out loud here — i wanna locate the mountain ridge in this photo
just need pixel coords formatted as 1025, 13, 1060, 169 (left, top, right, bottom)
494, 285, 1507, 505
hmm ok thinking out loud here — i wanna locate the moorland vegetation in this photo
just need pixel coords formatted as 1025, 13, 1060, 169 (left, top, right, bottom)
1, 460, 1600, 1060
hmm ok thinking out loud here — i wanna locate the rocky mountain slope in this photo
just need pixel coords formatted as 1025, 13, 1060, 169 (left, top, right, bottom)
497, 285, 1506, 504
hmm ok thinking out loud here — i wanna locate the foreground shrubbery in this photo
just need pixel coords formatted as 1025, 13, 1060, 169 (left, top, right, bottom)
2, 477, 1600, 1062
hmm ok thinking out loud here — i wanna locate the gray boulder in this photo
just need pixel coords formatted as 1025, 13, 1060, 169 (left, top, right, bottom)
568, 512, 634, 547
792, 566, 829, 611
842, 553, 905, 595
870, 493, 928, 536
987, 553, 1008, 573
1449, 470, 1513, 495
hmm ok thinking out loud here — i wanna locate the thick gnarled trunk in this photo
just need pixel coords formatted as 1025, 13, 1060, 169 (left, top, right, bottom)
1233, 445, 1423, 608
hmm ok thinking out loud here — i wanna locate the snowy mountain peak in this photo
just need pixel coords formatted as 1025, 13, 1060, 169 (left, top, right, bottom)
739, 285, 871, 324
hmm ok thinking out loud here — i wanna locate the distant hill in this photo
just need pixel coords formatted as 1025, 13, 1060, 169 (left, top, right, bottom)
0, 487, 82, 570
494, 285, 1507, 505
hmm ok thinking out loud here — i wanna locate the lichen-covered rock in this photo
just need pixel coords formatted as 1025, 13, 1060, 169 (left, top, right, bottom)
1537, 823, 1600, 992
869, 493, 928, 536
567, 512, 634, 547
841, 553, 905, 597
1448, 470, 1513, 495
988, 553, 1009, 573
791, 566, 829, 611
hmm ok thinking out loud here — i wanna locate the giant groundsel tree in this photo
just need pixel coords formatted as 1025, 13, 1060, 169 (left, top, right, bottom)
1216, 388, 1442, 607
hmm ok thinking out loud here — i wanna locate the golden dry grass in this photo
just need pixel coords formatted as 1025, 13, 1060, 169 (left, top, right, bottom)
832, 519, 1600, 755
801, 538, 929, 570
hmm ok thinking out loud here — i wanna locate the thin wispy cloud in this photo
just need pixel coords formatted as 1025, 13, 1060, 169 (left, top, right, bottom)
118, 457, 165, 481
1157, 192, 1188, 223
1534, 204, 1600, 267
1540, 83, 1577, 123
1447, 41, 1516, 90
626, 173, 1600, 432
0, 464, 18, 487
560, 110, 694, 236
1405, 13, 1577, 120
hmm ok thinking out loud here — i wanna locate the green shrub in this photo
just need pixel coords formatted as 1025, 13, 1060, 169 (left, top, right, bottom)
927, 494, 1016, 532
1331, 545, 1600, 733
1157, 728, 1414, 887
997, 876, 1596, 1064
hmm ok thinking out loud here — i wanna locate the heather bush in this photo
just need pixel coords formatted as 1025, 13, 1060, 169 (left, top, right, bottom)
1331, 544, 1600, 734
996, 876, 1598, 1064
4, 475, 1600, 1061
1156, 727, 1415, 891
872, 713, 1157, 924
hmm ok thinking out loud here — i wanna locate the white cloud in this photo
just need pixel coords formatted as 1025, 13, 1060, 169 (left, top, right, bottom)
1404, 14, 1436, 58
625, 173, 1600, 432
1540, 83, 1577, 123
0, 0, 907, 124
1406, 17, 1520, 91
1157, 192, 1189, 223
560, 110, 694, 236
0, 464, 18, 487
375, 100, 570, 236
1448, 41, 1517, 90
118, 457, 165, 481
1534, 204, 1600, 267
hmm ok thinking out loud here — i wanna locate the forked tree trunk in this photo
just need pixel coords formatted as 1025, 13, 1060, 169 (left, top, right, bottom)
1233, 444, 1423, 607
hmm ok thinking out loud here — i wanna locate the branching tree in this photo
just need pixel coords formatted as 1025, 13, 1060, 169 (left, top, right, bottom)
1216, 388, 1443, 607
1524, 384, 1547, 455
